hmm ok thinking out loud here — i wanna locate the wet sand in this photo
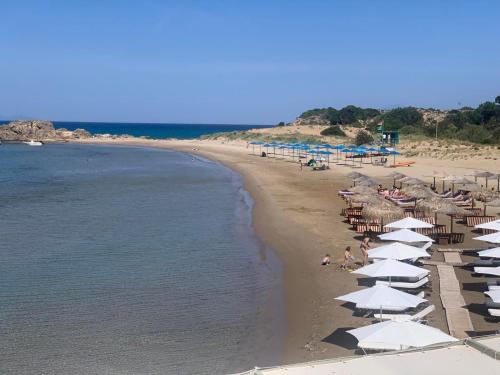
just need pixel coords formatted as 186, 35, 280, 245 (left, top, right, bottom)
72, 137, 500, 365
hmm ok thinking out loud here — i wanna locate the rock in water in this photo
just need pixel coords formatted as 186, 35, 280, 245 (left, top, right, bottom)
0, 120, 57, 141
0, 120, 91, 141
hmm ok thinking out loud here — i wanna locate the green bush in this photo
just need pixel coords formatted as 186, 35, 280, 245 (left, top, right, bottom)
354, 130, 374, 145
456, 124, 492, 144
320, 126, 346, 137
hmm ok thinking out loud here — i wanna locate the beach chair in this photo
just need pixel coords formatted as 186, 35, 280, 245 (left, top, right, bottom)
466, 258, 500, 268
375, 276, 429, 289
373, 305, 435, 322
487, 308, 500, 317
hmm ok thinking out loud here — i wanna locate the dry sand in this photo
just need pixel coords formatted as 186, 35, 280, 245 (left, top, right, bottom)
72, 137, 500, 365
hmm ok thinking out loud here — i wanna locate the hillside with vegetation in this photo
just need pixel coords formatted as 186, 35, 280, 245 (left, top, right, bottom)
294, 96, 500, 144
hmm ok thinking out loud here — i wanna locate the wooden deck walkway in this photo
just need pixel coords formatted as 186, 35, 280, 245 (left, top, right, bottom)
436, 264, 473, 339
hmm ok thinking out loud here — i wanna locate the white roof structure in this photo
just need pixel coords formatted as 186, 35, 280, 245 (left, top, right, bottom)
378, 229, 434, 243
474, 232, 500, 244
475, 220, 500, 231
477, 247, 500, 258
485, 290, 500, 303
474, 266, 500, 276
346, 321, 458, 351
384, 217, 434, 229
353, 259, 429, 279
335, 285, 426, 311
237, 335, 500, 375
368, 242, 430, 260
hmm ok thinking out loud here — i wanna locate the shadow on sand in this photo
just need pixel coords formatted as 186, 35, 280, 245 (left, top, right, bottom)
321, 327, 358, 351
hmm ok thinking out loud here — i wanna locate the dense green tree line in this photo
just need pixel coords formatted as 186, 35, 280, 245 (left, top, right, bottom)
299, 96, 500, 144
300, 105, 380, 125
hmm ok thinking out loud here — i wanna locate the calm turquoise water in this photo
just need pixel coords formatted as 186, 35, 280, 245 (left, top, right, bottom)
52, 122, 271, 139
0, 144, 284, 374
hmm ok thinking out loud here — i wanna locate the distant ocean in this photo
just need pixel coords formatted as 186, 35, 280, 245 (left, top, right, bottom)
47, 122, 271, 139
0, 143, 284, 374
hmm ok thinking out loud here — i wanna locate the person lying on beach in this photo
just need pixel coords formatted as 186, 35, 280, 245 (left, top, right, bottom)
360, 237, 371, 266
321, 254, 331, 266
341, 246, 354, 270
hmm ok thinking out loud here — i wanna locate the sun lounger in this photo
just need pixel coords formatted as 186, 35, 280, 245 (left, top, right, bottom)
488, 285, 500, 291
375, 276, 429, 289
487, 279, 500, 287
488, 308, 500, 317
466, 258, 500, 267
373, 304, 435, 322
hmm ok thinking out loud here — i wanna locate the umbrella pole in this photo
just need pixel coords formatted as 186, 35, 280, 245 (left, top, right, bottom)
442, 180, 445, 194
484, 201, 487, 216
435, 212, 438, 225
450, 215, 454, 239
433, 177, 436, 189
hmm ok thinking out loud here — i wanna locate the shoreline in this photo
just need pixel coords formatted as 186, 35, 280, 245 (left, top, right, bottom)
69, 137, 345, 364
67, 136, 500, 366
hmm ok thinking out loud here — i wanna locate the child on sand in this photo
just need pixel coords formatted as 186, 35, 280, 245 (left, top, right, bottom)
341, 246, 354, 270
321, 254, 331, 266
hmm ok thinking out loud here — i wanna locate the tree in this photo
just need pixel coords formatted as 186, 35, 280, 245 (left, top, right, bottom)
354, 130, 374, 145
277, 121, 286, 127
320, 126, 346, 137
496, 96, 500, 104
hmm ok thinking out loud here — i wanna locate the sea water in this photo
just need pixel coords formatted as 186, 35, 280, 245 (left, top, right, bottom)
54, 122, 271, 139
0, 144, 284, 374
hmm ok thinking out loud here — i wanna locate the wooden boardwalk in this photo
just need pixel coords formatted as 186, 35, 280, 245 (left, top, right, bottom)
436, 263, 474, 339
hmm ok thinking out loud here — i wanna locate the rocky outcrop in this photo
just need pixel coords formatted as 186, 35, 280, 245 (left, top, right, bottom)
0, 120, 91, 141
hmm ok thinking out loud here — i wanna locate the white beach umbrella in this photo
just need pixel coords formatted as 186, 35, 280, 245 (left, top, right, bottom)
384, 217, 434, 229
347, 321, 458, 351
485, 290, 500, 303
477, 247, 500, 259
335, 285, 426, 311
475, 220, 500, 231
353, 259, 429, 279
473, 232, 500, 244
474, 266, 500, 276
378, 229, 434, 243
368, 242, 430, 261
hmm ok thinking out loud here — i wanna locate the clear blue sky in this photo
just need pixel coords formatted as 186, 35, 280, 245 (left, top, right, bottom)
1, 1, 499, 124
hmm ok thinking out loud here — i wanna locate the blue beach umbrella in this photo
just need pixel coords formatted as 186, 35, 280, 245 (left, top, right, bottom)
249, 141, 264, 155
388, 150, 401, 166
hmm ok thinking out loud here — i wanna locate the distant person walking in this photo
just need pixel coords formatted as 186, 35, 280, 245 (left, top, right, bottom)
299, 161, 303, 171
360, 237, 371, 266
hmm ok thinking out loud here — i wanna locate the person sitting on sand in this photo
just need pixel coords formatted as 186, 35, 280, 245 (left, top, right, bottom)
321, 254, 331, 266
341, 246, 354, 270
360, 237, 371, 266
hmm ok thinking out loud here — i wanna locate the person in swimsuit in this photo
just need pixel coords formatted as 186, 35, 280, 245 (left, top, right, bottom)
360, 237, 371, 266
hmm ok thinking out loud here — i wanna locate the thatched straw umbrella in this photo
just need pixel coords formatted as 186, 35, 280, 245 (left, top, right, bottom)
401, 185, 438, 207
487, 173, 500, 193
461, 183, 489, 210
362, 199, 404, 226
418, 198, 469, 234
386, 172, 406, 187
346, 171, 366, 179
424, 171, 448, 191
441, 175, 474, 194
356, 178, 378, 187
466, 171, 494, 188
484, 197, 500, 216
349, 185, 378, 195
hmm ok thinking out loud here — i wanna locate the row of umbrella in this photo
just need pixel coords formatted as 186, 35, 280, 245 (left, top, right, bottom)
337, 217, 458, 351
249, 141, 400, 166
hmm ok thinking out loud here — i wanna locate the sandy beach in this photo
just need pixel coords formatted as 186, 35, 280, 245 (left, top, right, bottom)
72, 136, 500, 365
